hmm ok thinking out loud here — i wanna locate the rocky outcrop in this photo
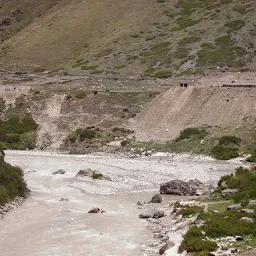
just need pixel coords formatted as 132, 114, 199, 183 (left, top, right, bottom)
240, 217, 254, 223
160, 179, 207, 196
76, 168, 93, 177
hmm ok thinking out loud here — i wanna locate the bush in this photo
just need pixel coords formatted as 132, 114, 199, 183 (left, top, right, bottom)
181, 226, 218, 253
74, 91, 87, 99
78, 129, 97, 140
246, 149, 256, 162
211, 145, 239, 160
0, 160, 28, 205
218, 136, 241, 146
175, 128, 207, 141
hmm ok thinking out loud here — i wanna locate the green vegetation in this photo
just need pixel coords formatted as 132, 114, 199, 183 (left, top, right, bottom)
0, 150, 28, 205
197, 35, 248, 68
175, 128, 207, 142
225, 19, 246, 33
180, 166, 256, 254
178, 205, 204, 217
211, 135, 241, 160
218, 167, 256, 203
246, 149, 256, 162
152, 70, 173, 78
0, 114, 38, 150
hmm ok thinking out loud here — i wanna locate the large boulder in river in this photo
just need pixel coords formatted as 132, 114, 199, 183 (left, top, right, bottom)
160, 179, 205, 196
75, 168, 94, 177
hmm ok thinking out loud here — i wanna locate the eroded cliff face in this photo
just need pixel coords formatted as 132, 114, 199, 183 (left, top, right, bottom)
0, 72, 255, 152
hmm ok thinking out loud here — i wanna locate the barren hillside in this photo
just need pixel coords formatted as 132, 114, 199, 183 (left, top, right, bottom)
0, 0, 255, 76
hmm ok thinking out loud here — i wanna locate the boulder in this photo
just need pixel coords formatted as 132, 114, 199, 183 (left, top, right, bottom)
235, 236, 244, 241
59, 198, 69, 202
221, 244, 228, 250
151, 194, 162, 203
139, 210, 165, 219
52, 169, 65, 175
230, 248, 238, 253
240, 209, 255, 214
137, 201, 143, 206
160, 179, 205, 196
75, 168, 93, 177
139, 213, 152, 219
221, 189, 239, 198
227, 204, 240, 210
249, 200, 256, 206
159, 241, 175, 255
88, 207, 105, 213
152, 210, 164, 219
240, 217, 254, 223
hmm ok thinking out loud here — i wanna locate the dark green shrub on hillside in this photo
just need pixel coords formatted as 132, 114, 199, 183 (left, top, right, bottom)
0, 160, 28, 205
175, 128, 207, 141
78, 129, 97, 140
0, 114, 38, 134
246, 149, 256, 162
181, 226, 217, 253
218, 135, 241, 146
211, 145, 239, 160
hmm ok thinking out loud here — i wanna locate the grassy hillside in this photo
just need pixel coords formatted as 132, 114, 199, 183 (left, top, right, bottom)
0, 0, 255, 75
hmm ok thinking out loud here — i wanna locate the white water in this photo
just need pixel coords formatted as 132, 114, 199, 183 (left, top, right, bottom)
0, 151, 243, 256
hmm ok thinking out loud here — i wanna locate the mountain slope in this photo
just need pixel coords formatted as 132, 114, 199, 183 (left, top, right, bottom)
0, 0, 255, 76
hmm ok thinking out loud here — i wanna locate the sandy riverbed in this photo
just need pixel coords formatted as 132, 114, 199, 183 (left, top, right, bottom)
0, 151, 246, 256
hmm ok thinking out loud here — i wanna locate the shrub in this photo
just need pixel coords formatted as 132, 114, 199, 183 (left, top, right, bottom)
218, 136, 241, 146
181, 226, 218, 253
0, 160, 28, 205
78, 129, 97, 140
246, 149, 256, 162
152, 70, 173, 78
175, 128, 207, 141
74, 91, 87, 99
121, 140, 130, 147
211, 145, 239, 160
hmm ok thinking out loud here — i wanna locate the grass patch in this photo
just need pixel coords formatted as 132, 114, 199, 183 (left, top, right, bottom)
225, 19, 246, 33
178, 36, 201, 46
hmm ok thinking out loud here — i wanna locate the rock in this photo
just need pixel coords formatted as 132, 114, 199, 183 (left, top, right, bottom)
208, 253, 217, 256
52, 169, 65, 175
152, 210, 164, 219
139, 210, 164, 219
88, 207, 105, 213
235, 236, 244, 241
221, 180, 228, 188
240, 217, 254, 223
230, 248, 238, 253
212, 210, 219, 214
137, 201, 143, 206
240, 209, 255, 214
221, 244, 228, 250
221, 189, 239, 198
160, 179, 205, 196
151, 194, 162, 203
159, 241, 175, 255
92, 170, 104, 179
227, 204, 240, 210
249, 200, 256, 206
75, 168, 93, 177
59, 198, 69, 202
139, 213, 152, 219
